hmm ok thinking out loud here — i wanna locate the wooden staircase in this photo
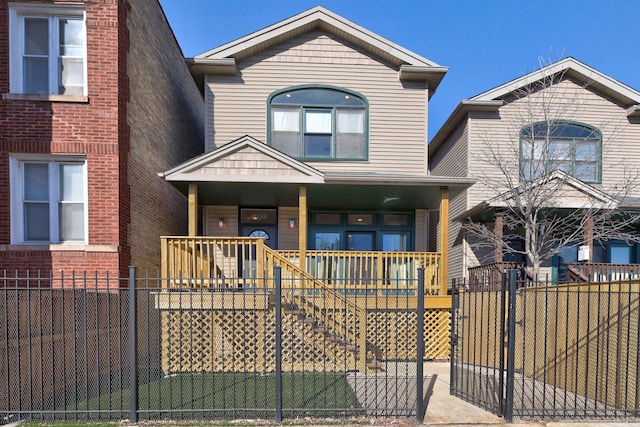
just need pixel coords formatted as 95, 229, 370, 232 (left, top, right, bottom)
260, 245, 380, 371
160, 236, 395, 371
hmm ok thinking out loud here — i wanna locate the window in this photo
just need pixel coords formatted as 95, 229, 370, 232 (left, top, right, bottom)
520, 121, 601, 183
315, 232, 341, 250
310, 211, 413, 250
381, 232, 410, 251
269, 86, 367, 160
10, 157, 87, 244
9, 4, 87, 96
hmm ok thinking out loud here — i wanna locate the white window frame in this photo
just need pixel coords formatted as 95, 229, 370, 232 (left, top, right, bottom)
10, 155, 88, 245
9, 3, 87, 96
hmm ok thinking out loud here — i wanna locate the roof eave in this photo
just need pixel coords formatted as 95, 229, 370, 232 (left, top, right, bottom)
471, 57, 640, 107
429, 100, 503, 157
194, 7, 441, 69
627, 105, 640, 118
186, 58, 237, 94
399, 65, 449, 97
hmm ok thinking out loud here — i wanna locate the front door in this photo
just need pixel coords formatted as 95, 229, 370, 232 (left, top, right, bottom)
239, 208, 278, 249
241, 226, 277, 249
239, 208, 277, 278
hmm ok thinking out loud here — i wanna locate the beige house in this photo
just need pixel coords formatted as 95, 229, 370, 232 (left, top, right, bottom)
160, 6, 473, 286
429, 57, 640, 284
155, 6, 476, 369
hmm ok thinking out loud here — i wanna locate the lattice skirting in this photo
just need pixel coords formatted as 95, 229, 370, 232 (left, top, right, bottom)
367, 309, 451, 360
160, 308, 450, 373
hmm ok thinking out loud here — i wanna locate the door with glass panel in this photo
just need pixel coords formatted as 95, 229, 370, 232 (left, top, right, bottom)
346, 231, 375, 288
381, 232, 411, 289
239, 209, 277, 282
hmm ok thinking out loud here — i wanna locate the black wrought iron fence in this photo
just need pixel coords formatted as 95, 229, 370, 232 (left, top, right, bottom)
451, 271, 640, 422
1, 267, 437, 424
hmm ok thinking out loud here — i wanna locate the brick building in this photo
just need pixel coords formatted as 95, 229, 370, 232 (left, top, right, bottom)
0, 0, 204, 277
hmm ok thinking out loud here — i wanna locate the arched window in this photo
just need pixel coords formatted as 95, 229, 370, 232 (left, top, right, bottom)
520, 121, 602, 183
268, 86, 368, 161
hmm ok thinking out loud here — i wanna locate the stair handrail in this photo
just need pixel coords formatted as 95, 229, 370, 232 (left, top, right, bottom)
261, 245, 370, 371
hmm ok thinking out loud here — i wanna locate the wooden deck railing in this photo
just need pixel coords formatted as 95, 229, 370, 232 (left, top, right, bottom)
161, 236, 267, 288
279, 250, 441, 295
566, 263, 640, 282
467, 262, 527, 290
161, 239, 443, 294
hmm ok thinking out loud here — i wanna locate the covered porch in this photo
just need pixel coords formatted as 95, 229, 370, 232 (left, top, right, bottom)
159, 136, 475, 294
156, 136, 474, 370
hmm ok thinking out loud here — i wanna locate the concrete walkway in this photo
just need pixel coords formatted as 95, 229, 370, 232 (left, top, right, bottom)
423, 362, 506, 425
422, 362, 638, 427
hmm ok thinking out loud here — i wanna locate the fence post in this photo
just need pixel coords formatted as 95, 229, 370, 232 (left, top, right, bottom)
416, 268, 425, 423
274, 266, 282, 423
128, 266, 138, 423
504, 269, 518, 423
498, 270, 507, 416
450, 278, 459, 394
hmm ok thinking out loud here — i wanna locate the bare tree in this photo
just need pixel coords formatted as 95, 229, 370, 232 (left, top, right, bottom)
465, 58, 640, 281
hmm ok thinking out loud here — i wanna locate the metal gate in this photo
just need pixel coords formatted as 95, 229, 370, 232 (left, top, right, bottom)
450, 270, 640, 422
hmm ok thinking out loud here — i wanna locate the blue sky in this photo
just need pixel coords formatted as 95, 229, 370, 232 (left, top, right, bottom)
159, 0, 640, 140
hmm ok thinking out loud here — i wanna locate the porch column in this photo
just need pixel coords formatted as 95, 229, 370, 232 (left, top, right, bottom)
439, 187, 449, 294
584, 217, 594, 261
299, 185, 307, 271
188, 183, 198, 237
494, 213, 503, 263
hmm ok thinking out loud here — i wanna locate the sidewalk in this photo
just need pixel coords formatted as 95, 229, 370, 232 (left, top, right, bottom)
422, 362, 638, 427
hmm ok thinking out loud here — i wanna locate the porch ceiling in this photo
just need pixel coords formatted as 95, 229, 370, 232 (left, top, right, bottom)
170, 176, 474, 210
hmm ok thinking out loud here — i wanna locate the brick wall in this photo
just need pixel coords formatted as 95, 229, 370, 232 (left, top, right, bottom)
0, 0, 204, 278
0, 0, 121, 276
125, 0, 204, 275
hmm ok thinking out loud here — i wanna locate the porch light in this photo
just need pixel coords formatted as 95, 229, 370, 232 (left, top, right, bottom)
289, 219, 296, 229
218, 218, 226, 229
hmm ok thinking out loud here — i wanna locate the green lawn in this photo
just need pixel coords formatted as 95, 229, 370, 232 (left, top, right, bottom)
51, 372, 362, 421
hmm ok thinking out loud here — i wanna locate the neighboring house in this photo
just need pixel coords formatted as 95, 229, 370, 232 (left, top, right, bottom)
159, 6, 474, 290
0, 0, 204, 277
429, 57, 640, 284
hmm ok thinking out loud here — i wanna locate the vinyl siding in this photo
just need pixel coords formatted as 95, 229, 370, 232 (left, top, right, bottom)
429, 121, 469, 281
204, 206, 239, 237
278, 207, 299, 250
415, 209, 428, 252
441, 77, 640, 281
467, 78, 640, 207
205, 31, 428, 175
446, 190, 468, 282
199, 147, 313, 178
430, 121, 469, 178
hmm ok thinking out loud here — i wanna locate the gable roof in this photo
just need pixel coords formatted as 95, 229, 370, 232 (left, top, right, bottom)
159, 135, 325, 184
454, 170, 619, 222
187, 6, 447, 92
488, 170, 619, 209
471, 57, 640, 106
430, 57, 640, 158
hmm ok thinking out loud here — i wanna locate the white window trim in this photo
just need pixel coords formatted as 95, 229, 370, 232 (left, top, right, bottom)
8, 2, 87, 97
10, 154, 89, 245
